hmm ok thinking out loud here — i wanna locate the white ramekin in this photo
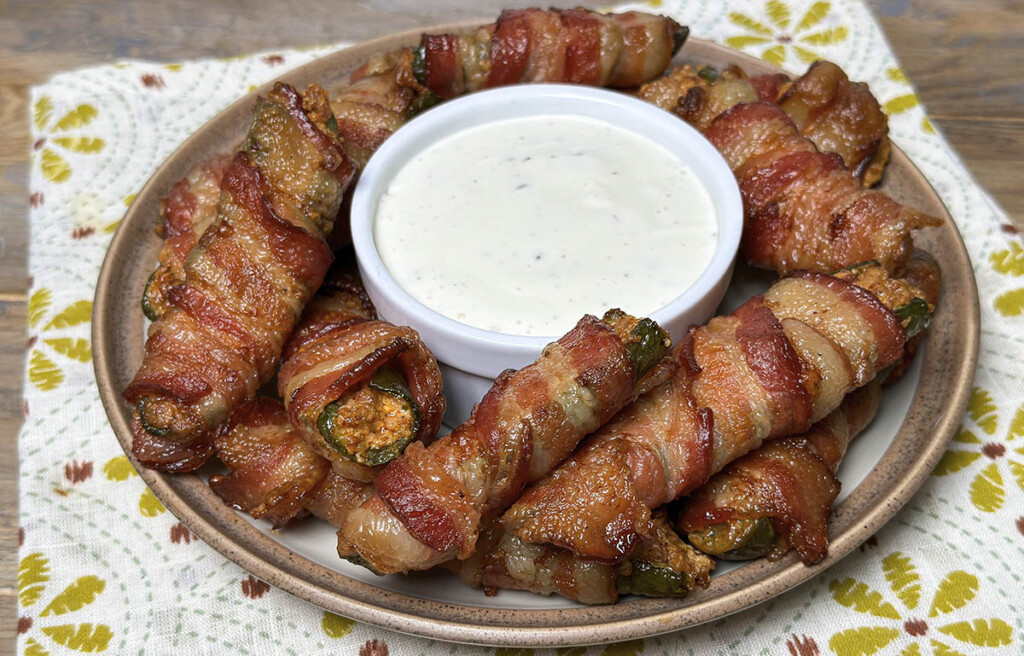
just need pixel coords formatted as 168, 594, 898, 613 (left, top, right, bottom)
351, 84, 742, 425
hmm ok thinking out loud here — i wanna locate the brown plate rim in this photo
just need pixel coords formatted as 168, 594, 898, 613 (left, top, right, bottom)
92, 24, 980, 647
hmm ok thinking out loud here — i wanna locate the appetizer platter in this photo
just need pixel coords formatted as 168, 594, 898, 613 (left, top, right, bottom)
93, 10, 979, 647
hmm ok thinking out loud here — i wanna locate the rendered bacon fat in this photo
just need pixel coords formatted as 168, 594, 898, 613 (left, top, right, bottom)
142, 154, 232, 320
277, 263, 445, 481
123, 83, 355, 454
637, 65, 938, 274
336, 310, 673, 574
210, 397, 372, 529
416, 8, 686, 99
504, 265, 921, 562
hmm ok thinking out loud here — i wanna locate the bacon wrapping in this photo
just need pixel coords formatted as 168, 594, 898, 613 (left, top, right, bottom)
123, 83, 356, 466
640, 62, 889, 187
768, 61, 890, 187
277, 263, 445, 482
637, 66, 939, 274
142, 154, 232, 320
415, 8, 687, 100
210, 397, 372, 529
450, 510, 712, 605
502, 265, 928, 563
332, 48, 432, 171
336, 310, 674, 575
679, 379, 882, 564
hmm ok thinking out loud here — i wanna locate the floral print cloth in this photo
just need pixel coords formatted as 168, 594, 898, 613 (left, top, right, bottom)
17, 1, 1024, 654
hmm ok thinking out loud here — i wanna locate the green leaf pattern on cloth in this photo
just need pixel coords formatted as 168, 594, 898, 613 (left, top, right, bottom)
17, 1, 1024, 654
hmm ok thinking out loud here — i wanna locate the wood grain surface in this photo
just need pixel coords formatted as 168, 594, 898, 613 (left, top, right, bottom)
1, 1, 1021, 652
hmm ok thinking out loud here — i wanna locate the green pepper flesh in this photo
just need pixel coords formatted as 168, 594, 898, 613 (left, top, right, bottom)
616, 560, 694, 598
316, 367, 419, 467
687, 517, 777, 561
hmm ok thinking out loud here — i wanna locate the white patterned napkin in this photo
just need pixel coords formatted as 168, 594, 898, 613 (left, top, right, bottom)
18, 1, 1024, 654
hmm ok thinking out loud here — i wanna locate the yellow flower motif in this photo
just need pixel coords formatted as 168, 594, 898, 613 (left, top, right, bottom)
321, 611, 355, 638
724, 0, 848, 67
828, 551, 1012, 655
102, 455, 171, 518
27, 289, 92, 392
32, 96, 106, 184
18, 552, 114, 654
990, 241, 1024, 317
882, 68, 934, 134
933, 387, 1024, 512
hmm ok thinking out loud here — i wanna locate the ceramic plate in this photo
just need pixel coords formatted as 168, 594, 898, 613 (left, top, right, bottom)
93, 24, 979, 647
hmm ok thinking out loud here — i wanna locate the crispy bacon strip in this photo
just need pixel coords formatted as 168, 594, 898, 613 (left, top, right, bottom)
503, 266, 918, 562
678, 379, 882, 564
123, 83, 355, 456
336, 311, 673, 574
210, 397, 372, 529
143, 154, 232, 319
418, 8, 686, 99
637, 66, 939, 274
277, 264, 445, 482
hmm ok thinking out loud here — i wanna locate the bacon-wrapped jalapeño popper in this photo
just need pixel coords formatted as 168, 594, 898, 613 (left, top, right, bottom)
336, 310, 673, 574
679, 380, 882, 564
638, 62, 889, 187
210, 397, 373, 529
123, 82, 356, 468
450, 510, 713, 605
277, 262, 445, 482
637, 66, 940, 275
413, 8, 687, 101
502, 264, 932, 563
679, 251, 941, 563
141, 54, 432, 312
211, 397, 708, 605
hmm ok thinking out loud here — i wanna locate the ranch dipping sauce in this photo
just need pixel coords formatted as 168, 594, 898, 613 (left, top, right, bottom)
374, 114, 718, 337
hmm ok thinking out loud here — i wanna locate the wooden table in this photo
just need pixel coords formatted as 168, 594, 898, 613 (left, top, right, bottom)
2, 1, 1021, 652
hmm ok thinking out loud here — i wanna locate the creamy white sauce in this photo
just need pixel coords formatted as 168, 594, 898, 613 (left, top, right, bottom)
374, 115, 717, 337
